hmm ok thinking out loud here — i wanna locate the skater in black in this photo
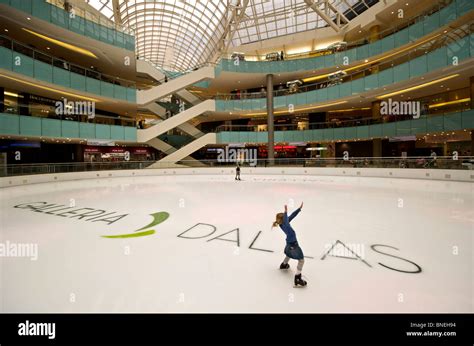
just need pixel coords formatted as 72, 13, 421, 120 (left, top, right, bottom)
235, 164, 241, 180
273, 202, 307, 287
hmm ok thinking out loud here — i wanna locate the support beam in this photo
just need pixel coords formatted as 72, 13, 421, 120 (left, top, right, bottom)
304, 0, 348, 33
327, 2, 350, 25
266, 74, 274, 165
111, 0, 122, 26
212, 0, 250, 62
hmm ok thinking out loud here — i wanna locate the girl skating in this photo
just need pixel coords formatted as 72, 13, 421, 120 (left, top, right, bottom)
273, 202, 307, 287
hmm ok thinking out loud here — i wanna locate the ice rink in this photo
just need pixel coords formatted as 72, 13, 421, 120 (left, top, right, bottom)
0, 173, 472, 313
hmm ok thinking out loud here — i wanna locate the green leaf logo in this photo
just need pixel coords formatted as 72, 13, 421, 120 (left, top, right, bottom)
101, 211, 170, 239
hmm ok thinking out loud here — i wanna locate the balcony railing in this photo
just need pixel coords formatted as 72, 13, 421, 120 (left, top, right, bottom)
0, 0, 135, 50
215, 109, 474, 144
0, 33, 137, 102
214, 22, 473, 102
218, 0, 474, 74
215, 106, 471, 133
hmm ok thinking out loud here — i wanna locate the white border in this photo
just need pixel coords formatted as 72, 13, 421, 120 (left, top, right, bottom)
1, 167, 473, 188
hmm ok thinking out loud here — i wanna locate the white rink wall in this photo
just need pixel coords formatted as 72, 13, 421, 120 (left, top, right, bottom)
1, 167, 473, 188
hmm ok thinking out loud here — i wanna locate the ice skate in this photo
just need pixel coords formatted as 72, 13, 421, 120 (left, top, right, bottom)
294, 274, 307, 288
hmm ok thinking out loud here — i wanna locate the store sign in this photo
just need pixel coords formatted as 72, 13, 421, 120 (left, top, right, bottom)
85, 146, 149, 155
132, 148, 148, 154
389, 136, 417, 142
87, 140, 115, 146
110, 148, 125, 153
84, 148, 100, 153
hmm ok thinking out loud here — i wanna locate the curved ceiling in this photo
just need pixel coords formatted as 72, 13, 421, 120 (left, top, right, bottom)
85, 0, 378, 72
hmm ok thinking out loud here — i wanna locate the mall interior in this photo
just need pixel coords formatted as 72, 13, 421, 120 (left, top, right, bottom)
0, 0, 473, 170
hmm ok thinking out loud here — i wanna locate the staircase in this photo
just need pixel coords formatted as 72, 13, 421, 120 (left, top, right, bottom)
137, 59, 203, 105
137, 61, 215, 105
136, 60, 217, 166
137, 100, 215, 142
148, 133, 216, 168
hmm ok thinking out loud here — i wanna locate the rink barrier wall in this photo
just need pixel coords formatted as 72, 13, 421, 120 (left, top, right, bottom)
1, 167, 473, 188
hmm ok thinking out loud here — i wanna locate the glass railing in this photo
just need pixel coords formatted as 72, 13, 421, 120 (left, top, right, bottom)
219, 0, 474, 74
0, 34, 137, 102
1, 101, 137, 127
1, 161, 155, 177
0, 112, 137, 142
2, 156, 473, 177
0, 0, 135, 50
215, 29, 474, 112
217, 22, 473, 100
174, 157, 473, 170
216, 105, 472, 132
216, 109, 474, 143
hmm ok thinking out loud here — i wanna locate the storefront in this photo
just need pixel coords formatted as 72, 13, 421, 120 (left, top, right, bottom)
84, 146, 155, 162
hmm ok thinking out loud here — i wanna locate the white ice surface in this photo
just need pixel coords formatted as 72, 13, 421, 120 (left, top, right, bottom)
0, 174, 472, 312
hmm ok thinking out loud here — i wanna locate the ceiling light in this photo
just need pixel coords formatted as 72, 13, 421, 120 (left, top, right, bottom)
428, 98, 470, 109
376, 74, 459, 99
304, 35, 440, 83
22, 28, 98, 58
0, 73, 100, 102
4, 91, 21, 97
245, 100, 348, 116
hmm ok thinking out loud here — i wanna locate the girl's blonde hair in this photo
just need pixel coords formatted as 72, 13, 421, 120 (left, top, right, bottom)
272, 213, 284, 228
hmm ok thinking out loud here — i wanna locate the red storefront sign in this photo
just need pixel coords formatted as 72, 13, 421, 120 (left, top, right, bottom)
84, 146, 150, 154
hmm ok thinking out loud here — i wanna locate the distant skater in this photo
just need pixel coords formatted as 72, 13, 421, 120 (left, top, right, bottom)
273, 202, 307, 287
235, 165, 241, 180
